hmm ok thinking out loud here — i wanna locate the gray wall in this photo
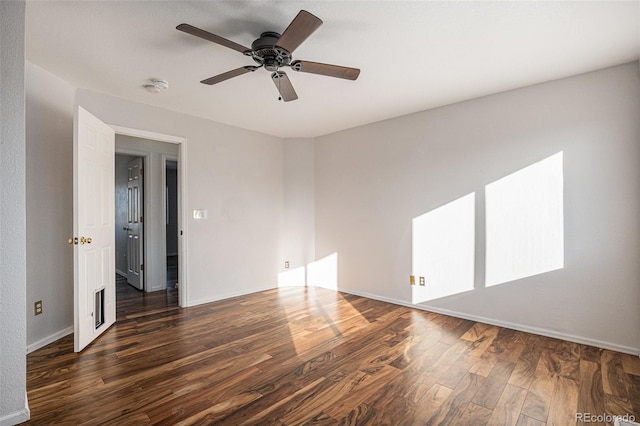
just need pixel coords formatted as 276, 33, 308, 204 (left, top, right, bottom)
25, 62, 76, 352
0, 1, 29, 423
279, 138, 315, 284
315, 62, 640, 354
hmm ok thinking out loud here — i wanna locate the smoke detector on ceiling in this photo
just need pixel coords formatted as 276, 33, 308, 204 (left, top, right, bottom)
144, 79, 169, 94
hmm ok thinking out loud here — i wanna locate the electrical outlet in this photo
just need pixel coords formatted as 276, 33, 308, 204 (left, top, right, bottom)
410, 275, 415, 285
419, 276, 426, 286
34, 300, 43, 316
284, 261, 290, 269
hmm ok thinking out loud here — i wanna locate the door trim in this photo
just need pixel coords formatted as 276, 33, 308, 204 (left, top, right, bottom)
110, 125, 188, 308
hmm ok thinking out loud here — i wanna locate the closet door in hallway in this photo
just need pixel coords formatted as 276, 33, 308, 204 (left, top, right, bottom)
126, 157, 144, 290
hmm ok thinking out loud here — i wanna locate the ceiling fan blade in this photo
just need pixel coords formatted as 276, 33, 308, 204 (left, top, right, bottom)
271, 71, 298, 102
275, 10, 323, 54
201, 66, 258, 85
177, 23, 250, 54
291, 60, 360, 80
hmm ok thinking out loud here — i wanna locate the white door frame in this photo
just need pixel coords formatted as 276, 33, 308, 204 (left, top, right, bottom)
110, 125, 188, 308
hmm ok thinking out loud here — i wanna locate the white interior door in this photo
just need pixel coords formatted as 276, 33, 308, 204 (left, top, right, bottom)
126, 157, 144, 290
73, 106, 116, 352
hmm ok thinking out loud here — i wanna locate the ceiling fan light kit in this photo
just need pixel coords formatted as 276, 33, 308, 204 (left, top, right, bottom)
177, 10, 360, 102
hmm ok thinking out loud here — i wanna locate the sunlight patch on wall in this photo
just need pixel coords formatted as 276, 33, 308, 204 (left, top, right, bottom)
485, 152, 564, 287
412, 193, 475, 304
307, 252, 338, 290
277, 266, 306, 287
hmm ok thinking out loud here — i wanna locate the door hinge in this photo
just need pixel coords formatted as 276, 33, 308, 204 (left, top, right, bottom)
140, 264, 144, 271
140, 216, 143, 223
140, 167, 143, 176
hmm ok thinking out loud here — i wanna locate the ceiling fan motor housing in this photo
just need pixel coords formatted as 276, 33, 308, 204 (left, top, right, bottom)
249, 31, 291, 71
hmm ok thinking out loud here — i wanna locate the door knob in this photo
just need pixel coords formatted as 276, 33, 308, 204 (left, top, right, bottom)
123, 227, 131, 231
68, 237, 78, 245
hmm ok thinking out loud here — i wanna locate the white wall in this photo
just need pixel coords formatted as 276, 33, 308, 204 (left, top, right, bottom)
76, 89, 283, 305
315, 62, 640, 354
115, 136, 178, 292
25, 62, 76, 353
279, 138, 315, 284
0, 1, 30, 424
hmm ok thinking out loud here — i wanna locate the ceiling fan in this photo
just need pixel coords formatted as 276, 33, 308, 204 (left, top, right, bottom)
177, 10, 360, 102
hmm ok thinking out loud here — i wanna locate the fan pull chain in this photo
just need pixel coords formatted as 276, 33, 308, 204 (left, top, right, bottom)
277, 72, 282, 101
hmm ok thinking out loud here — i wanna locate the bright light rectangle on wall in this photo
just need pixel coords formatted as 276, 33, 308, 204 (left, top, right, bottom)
485, 152, 564, 287
277, 266, 306, 287
412, 193, 475, 304
307, 252, 338, 290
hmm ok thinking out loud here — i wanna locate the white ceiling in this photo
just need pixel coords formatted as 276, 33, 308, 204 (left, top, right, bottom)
26, 1, 639, 138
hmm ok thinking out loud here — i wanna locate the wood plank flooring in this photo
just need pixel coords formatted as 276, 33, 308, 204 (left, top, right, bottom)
24, 280, 640, 425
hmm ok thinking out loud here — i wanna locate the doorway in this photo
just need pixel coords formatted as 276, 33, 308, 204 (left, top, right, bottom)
115, 154, 145, 290
111, 126, 187, 308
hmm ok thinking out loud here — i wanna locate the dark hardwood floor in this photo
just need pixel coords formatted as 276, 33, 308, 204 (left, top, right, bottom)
25, 280, 640, 425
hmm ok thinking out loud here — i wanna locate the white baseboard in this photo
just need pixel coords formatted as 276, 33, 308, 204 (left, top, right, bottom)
337, 288, 640, 356
187, 284, 276, 307
116, 268, 127, 278
27, 326, 73, 354
0, 392, 30, 425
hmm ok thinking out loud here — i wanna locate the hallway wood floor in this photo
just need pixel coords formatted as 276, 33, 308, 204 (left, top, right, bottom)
25, 282, 640, 425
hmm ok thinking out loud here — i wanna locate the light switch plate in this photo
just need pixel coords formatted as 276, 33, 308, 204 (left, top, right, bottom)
193, 209, 207, 220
